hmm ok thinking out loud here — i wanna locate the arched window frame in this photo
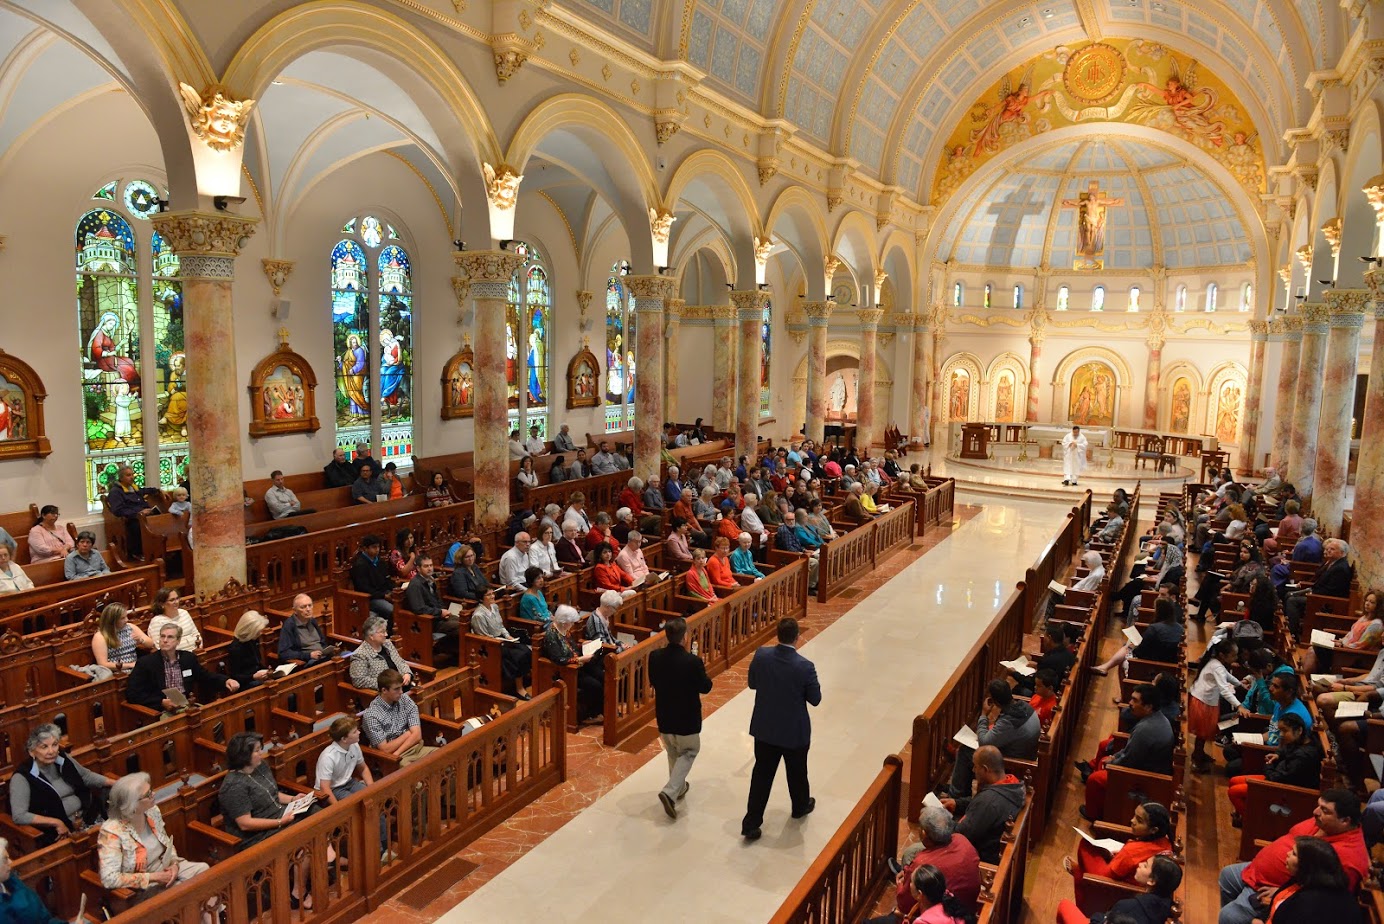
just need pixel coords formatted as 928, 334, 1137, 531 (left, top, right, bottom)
1056, 285, 1070, 311
1174, 285, 1187, 312
1205, 283, 1218, 313
761, 297, 773, 417
983, 283, 993, 309
605, 261, 633, 433
504, 241, 552, 439
1128, 286, 1141, 313
1090, 286, 1105, 312
1012, 284, 1023, 310
953, 281, 964, 307
1239, 282, 1252, 313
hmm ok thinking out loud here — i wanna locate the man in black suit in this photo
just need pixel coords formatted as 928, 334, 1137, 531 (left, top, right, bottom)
351, 534, 395, 630
742, 617, 822, 840
1284, 537, 1354, 634
127, 623, 237, 714
648, 617, 713, 820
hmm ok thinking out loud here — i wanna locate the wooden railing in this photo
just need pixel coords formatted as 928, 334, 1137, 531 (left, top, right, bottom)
522, 470, 629, 514
1021, 491, 1091, 626
95, 685, 568, 924
769, 755, 903, 924
0, 558, 164, 625
816, 501, 915, 603
603, 559, 810, 746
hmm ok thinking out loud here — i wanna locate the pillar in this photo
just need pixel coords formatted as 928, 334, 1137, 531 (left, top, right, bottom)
1237, 320, 1269, 474
1026, 334, 1044, 423
930, 306, 947, 444
1352, 272, 1384, 589
731, 291, 765, 463
1286, 304, 1330, 502
627, 275, 674, 483
455, 250, 526, 531
856, 309, 885, 453
910, 313, 932, 443
803, 300, 835, 444
148, 211, 258, 590
1143, 333, 1164, 430
1311, 291, 1368, 535
663, 298, 684, 422
710, 305, 738, 433
1270, 317, 1303, 472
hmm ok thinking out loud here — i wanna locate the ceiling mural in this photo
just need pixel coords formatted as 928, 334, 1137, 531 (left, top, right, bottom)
931, 38, 1264, 206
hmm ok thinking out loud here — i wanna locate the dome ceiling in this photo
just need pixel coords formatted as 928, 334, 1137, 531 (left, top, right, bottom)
941, 138, 1252, 270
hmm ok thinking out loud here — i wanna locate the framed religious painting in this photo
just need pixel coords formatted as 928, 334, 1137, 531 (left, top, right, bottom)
566, 345, 600, 410
247, 337, 320, 437
0, 350, 52, 460
441, 343, 475, 419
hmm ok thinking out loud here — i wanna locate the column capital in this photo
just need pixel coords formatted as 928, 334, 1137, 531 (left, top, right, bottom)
1299, 302, 1331, 333
261, 259, 294, 296
802, 300, 835, 327
625, 274, 678, 302
1279, 315, 1304, 339
150, 210, 258, 278
910, 312, 931, 334
453, 250, 525, 299
665, 297, 686, 320
1246, 319, 1270, 340
1323, 289, 1370, 328
710, 304, 739, 325
730, 289, 767, 320
856, 308, 885, 331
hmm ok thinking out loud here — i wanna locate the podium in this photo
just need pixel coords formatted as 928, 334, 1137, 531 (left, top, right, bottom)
961, 424, 990, 460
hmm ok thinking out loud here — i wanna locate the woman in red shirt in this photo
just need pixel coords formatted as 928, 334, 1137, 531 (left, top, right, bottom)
1064, 801, 1172, 910
683, 549, 718, 602
705, 537, 739, 591
592, 544, 636, 600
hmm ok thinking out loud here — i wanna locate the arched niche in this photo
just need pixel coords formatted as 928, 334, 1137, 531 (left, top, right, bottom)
1204, 361, 1249, 446
984, 351, 1030, 422
1051, 346, 1133, 427
938, 352, 984, 424
1158, 361, 1204, 434
791, 340, 894, 436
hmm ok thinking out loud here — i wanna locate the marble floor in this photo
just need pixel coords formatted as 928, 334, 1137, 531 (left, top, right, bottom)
435, 496, 1071, 924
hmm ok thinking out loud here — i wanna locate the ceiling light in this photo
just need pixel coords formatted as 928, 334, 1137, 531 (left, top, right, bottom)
1042, 8, 1054, 17
272, 79, 284, 86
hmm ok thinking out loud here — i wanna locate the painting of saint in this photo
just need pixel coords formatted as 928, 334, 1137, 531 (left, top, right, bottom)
159, 351, 187, 439
995, 372, 1015, 422
1215, 382, 1242, 444
574, 360, 595, 398
1169, 378, 1191, 433
0, 380, 25, 441
340, 333, 368, 416
449, 362, 474, 409
85, 310, 141, 393
949, 370, 970, 422
264, 366, 304, 420
606, 334, 625, 398
1068, 361, 1115, 427
379, 329, 404, 407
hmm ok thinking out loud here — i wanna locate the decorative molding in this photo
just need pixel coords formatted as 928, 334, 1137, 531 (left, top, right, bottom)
1323, 288, 1370, 323
451, 276, 471, 308
758, 159, 778, 186
648, 208, 676, 244
565, 346, 600, 409
1246, 319, 1270, 339
753, 236, 773, 266
492, 34, 531, 83
482, 163, 523, 210
261, 259, 293, 296
625, 274, 678, 301
802, 301, 835, 327
1365, 174, 1384, 221
654, 110, 682, 144
856, 308, 885, 331
149, 212, 258, 279
177, 82, 254, 152
1321, 217, 1343, 259
1295, 245, 1314, 272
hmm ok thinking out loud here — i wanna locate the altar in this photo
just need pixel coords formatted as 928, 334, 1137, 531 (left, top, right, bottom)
1026, 425, 1108, 460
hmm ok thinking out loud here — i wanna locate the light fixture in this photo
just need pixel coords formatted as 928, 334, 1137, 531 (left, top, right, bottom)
657, 266, 672, 275
724, 283, 734, 291
1317, 279, 1336, 289
212, 195, 246, 212
154, 197, 169, 213
1359, 256, 1382, 267
453, 240, 466, 252
499, 239, 514, 251
758, 283, 770, 291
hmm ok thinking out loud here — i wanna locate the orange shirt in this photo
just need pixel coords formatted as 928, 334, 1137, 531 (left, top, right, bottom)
685, 566, 716, 601
706, 554, 737, 589
1030, 693, 1057, 727
717, 518, 743, 543
594, 562, 633, 591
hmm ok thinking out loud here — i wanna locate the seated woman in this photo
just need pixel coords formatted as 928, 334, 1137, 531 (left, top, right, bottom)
729, 532, 765, 580
10, 724, 112, 847
0, 546, 33, 594
390, 527, 418, 581
91, 602, 155, 675
1063, 802, 1172, 909
516, 456, 539, 490
1071, 550, 1106, 592
470, 587, 531, 699
869, 864, 975, 924
219, 732, 314, 908
586, 512, 620, 556
705, 537, 739, 591
424, 471, 453, 507
446, 544, 489, 601
0, 836, 70, 922
1301, 589, 1381, 674
684, 549, 718, 602
146, 586, 203, 651
664, 518, 695, 564
380, 462, 406, 499
617, 477, 644, 518
348, 615, 413, 690
227, 610, 271, 689
1226, 712, 1322, 824
1191, 541, 1263, 622
27, 505, 73, 563
1260, 836, 1365, 923
715, 502, 743, 545
803, 501, 837, 543
555, 521, 587, 568
592, 543, 637, 600
541, 605, 603, 722
529, 523, 561, 578
1093, 597, 1184, 676
692, 485, 720, 523
519, 566, 552, 624
1056, 854, 1181, 924
98, 772, 216, 923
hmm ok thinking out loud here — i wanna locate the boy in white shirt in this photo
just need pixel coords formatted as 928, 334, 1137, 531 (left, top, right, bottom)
315, 717, 374, 804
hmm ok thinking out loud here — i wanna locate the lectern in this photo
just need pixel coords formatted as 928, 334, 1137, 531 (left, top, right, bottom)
961, 423, 989, 460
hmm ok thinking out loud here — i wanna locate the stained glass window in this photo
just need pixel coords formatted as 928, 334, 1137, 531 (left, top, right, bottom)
377, 244, 413, 460
983, 284, 992, 309
151, 230, 188, 489
1056, 286, 1069, 311
93, 181, 116, 201
501, 242, 551, 438
952, 282, 963, 307
1175, 285, 1187, 312
1205, 283, 1218, 313
1128, 286, 1141, 312
605, 262, 632, 431
760, 298, 772, 417
361, 215, 384, 248
1012, 285, 1022, 310
1091, 286, 1105, 312
1240, 283, 1252, 312
331, 238, 370, 455
123, 180, 159, 220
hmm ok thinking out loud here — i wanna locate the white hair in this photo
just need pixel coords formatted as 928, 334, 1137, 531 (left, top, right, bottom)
553, 604, 580, 627
616, 507, 632, 521
599, 590, 624, 611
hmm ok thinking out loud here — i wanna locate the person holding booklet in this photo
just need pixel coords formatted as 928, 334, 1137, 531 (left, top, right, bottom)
947, 679, 1038, 799
219, 732, 317, 908
1092, 595, 1185, 676
1063, 801, 1173, 911
1225, 712, 1322, 824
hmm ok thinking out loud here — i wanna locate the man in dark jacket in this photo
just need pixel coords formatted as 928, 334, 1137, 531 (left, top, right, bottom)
351, 535, 395, 629
950, 679, 1039, 797
278, 593, 332, 662
648, 617, 713, 820
404, 556, 458, 649
1284, 537, 1354, 634
742, 617, 821, 840
322, 447, 356, 488
127, 623, 237, 714
941, 745, 1025, 863
1082, 683, 1173, 820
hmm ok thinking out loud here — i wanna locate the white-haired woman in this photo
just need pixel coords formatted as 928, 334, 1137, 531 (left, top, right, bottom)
97, 772, 216, 922
1072, 549, 1107, 592
0, 836, 67, 922
541, 604, 603, 722
10, 724, 110, 847
227, 609, 271, 688
348, 615, 412, 690
729, 532, 765, 580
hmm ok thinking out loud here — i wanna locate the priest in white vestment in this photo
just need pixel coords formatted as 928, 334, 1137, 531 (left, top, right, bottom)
1061, 425, 1087, 486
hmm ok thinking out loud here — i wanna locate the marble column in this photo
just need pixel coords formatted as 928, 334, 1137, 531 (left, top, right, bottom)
1311, 291, 1368, 535
710, 305, 738, 433
803, 300, 835, 444
1286, 304, 1330, 502
456, 250, 526, 532
930, 307, 947, 443
1269, 317, 1303, 471
1143, 336, 1164, 430
910, 314, 932, 443
663, 298, 684, 423
1351, 273, 1384, 590
856, 309, 885, 453
1237, 320, 1269, 474
627, 275, 675, 483
731, 291, 765, 463
148, 211, 257, 591
1026, 335, 1044, 423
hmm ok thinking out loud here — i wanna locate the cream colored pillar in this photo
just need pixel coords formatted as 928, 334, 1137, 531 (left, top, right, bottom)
626, 275, 675, 483
1286, 304, 1330, 502
1269, 317, 1303, 471
710, 305, 738, 433
731, 291, 766, 462
803, 300, 835, 444
1311, 291, 1368, 535
910, 314, 932, 442
663, 298, 684, 423
856, 309, 885, 453
1237, 320, 1269, 474
1353, 271, 1384, 590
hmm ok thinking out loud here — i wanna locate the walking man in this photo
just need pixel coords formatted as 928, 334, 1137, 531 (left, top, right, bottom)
742, 617, 821, 840
648, 617, 713, 819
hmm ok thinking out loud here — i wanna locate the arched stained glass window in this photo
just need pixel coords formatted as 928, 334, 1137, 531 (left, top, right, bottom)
1175, 285, 1187, 312
331, 238, 370, 456
1205, 283, 1218, 313
1091, 286, 1105, 312
377, 244, 413, 458
1240, 283, 1252, 312
1128, 286, 1141, 312
983, 283, 992, 309
761, 298, 772, 417
953, 282, 963, 307
605, 261, 632, 432
503, 241, 551, 438
151, 230, 187, 486
1056, 285, 1069, 311
1012, 284, 1022, 310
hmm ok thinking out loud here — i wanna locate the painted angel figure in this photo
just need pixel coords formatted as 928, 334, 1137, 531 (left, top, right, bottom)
1130, 59, 1225, 147
970, 64, 1051, 156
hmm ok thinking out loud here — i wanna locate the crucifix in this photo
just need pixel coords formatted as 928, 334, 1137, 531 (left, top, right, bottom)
1061, 180, 1124, 264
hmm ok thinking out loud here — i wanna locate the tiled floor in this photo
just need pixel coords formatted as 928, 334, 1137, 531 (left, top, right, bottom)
360, 495, 1074, 923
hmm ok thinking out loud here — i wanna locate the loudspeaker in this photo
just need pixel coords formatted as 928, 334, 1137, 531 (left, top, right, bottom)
271, 298, 291, 318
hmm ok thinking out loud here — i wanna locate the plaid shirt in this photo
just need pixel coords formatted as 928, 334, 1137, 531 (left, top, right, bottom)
162, 653, 184, 694
362, 693, 420, 748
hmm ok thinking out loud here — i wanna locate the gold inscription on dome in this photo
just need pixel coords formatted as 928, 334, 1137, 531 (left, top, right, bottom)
1063, 44, 1126, 104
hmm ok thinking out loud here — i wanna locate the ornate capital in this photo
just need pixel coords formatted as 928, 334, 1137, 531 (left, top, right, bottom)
451, 275, 470, 307
874, 270, 888, 289
1295, 244, 1314, 272
648, 208, 676, 245
453, 250, 525, 299
753, 236, 774, 266
1023, 305, 1050, 343
261, 259, 294, 296
576, 290, 593, 315
1323, 289, 1370, 327
1247, 319, 1269, 339
665, 297, 686, 320
654, 110, 682, 145
856, 308, 885, 331
1299, 302, 1331, 332
757, 159, 779, 186
730, 290, 767, 319
912, 314, 931, 333
824, 256, 840, 285
491, 35, 530, 83
802, 300, 835, 327
1365, 269, 1384, 309
483, 163, 523, 211
1279, 315, 1304, 339
1365, 175, 1384, 221
710, 304, 739, 325
826, 194, 842, 213
1321, 218, 1343, 259
178, 83, 254, 152
625, 274, 678, 302
150, 211, 258, 279
1277, 266, 1292, 286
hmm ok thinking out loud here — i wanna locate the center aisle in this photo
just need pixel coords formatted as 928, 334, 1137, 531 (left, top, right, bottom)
445, 497, 1070, 924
